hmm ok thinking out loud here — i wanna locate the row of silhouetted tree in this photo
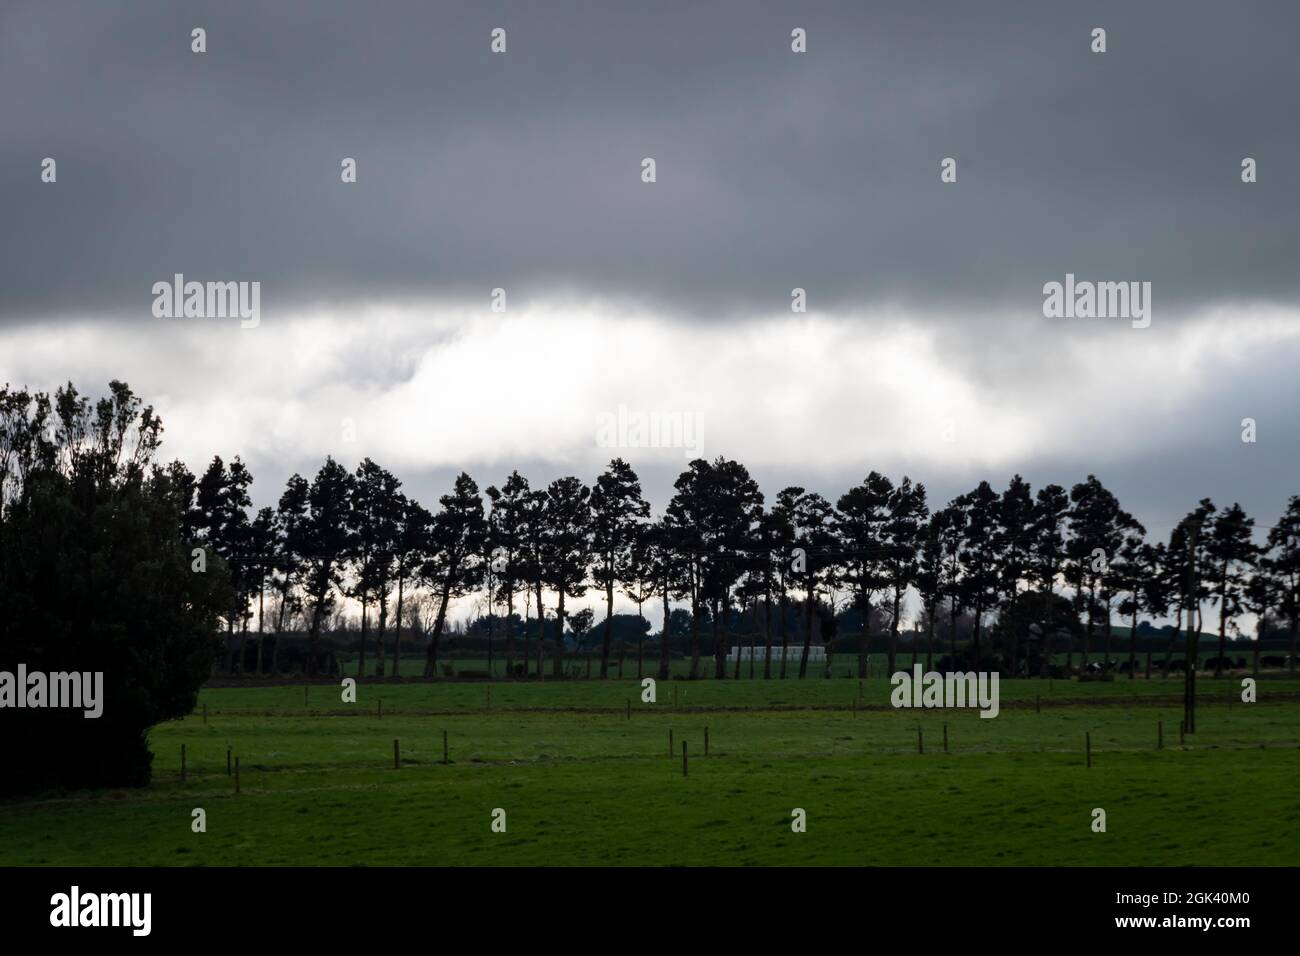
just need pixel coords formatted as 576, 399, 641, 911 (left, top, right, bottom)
147, 408, 1300, 684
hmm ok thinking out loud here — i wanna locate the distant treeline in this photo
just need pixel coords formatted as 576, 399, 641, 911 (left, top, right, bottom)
154, 425, 1300, 683
9, 383, 1296, 685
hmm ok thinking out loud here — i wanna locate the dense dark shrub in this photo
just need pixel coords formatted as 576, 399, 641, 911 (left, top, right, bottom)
1, 382, 229, 795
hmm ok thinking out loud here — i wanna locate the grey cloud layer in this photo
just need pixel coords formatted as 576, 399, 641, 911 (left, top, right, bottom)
4, 0, 1299, 321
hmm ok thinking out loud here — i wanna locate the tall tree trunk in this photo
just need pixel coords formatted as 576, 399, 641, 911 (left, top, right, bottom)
763, 589, 773, 680
1183, 530, 1199, 733
1005, 574, 1018, 676
888, 586, 901, 679
601, 568, 614, 678
358, 596, 368, 678
1039, 597, 1053, 679
553, 588, 566, 678
1164, 608, 1181, 678
522, 587, 531, 677
733, 601, 743, 680
709, 597, 720, 680
799, 572, 814, 679
487, 591, 495, 677
688, 570, 701, 679
925, 606, 936, 671
748, 598, 756, 680
1216, 568, 1228, 677
658, 587, 671, 680
636, 598, 644, 680
536, 579, 545, 678
1009, 624, 1020, 678
255, 579, 265, 676
376, 589, 389, 677
421, 580, 452, 678
823, 598, 833, 680
714, 597, 726, 680
307, 574, 327, 679
272, 587, 290, 676
1128, 605, 1139, 679
306, 561, 336, 678
1065, 600, 1075, 672
505, 582, 515, 677
393, 575, 405, 678
1081, 582, 1094, 667
948, 598, 959, 665
1101, 591, 1113, 670
779, 588, 789, 680
857, 587, 869, 678
536, 583, 546, 680
1038, 571, 1053, 678
237, 617, 249, 676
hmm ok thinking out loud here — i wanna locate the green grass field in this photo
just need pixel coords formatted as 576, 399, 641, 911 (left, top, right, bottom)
2, 675, 1298, 866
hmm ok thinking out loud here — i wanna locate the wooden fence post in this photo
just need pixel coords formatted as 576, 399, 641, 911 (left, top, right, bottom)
443, 730, 449, 765
394, 739, 400, 770
1086, 732, 1092, 768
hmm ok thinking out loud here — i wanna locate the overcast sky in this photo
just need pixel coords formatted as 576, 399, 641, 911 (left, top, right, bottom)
3, 0, 1298, 571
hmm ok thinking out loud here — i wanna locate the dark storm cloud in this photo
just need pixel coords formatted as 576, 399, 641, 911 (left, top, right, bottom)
3, 0, 1298, 324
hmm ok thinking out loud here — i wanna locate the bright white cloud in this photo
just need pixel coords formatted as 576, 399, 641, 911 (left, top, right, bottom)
3, 299, 1298, 487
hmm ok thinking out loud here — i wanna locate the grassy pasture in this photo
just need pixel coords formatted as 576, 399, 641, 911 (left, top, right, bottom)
1, 677, 1297, 866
